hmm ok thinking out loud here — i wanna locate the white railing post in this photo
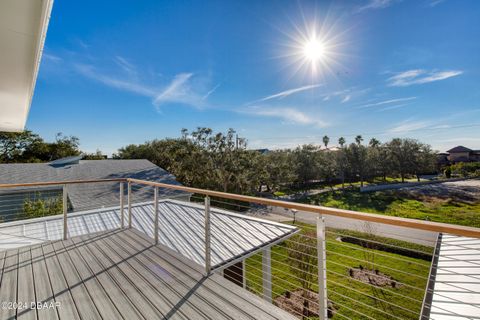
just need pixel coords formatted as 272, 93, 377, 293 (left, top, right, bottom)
62, 184, 68, 240
120, 182, 124, 228
242, 259, 247, 289
154, 186, 159, 244
262, 247, 272, 303
317, 216, 328, 320
128, 182, 132, 228
204, 196, 211, 275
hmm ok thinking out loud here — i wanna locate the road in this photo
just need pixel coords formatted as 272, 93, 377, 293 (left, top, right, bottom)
265, 206, 438, 246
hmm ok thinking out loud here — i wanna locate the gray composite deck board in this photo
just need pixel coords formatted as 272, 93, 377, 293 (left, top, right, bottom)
41, 243, 81, 320
122, 230, 293, 320
16, 247, 36, 320
114, 234, 252, 320
0, 249, 18, 320
57, 239, 123, 320
0, 229, 296, 320
30, 245, 59, 320
50, 240, 102, 319
71, 232, 164, 319
89, 231, 202, 320
78, 231, 189, 320
102, 231, 232, 320
67, 234, 144, 319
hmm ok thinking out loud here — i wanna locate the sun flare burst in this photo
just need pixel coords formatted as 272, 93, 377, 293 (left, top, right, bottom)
274, 12, 350, 81
303, 37, 326, 63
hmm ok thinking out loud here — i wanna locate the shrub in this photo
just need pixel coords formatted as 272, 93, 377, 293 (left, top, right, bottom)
23, 196, 63, 218
450, 162, 480, 177
444, 166, 452, 178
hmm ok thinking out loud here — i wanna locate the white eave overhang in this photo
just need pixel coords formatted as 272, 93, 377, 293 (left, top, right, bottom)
0, 0, 53, 132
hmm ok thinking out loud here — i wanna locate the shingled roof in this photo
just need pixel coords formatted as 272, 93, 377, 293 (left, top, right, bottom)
447, 146, 473, 153
0, 159, 187, 212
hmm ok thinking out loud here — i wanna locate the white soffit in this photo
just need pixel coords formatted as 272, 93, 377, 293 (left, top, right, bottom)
0, 0, 53, 132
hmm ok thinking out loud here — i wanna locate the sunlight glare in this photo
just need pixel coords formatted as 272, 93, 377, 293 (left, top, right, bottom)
303, 37, 325, 62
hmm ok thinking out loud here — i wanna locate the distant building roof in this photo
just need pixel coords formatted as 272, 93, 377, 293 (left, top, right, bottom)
320, 146, 340, 152
424, 234, 480, 319
447, 146, 473, 153
0, 159, 186, 211
253, 148, 270, 154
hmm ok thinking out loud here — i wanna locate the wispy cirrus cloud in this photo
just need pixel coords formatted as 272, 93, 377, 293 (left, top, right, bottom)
43, 53, 63, 63
321, 87, 370, 104
75, 57, 216, 110
114, 56, 137, 77
356, 0, 400, 13
250, 84, 322, 103
153, 73, 196, 107
387, 69, 463, 87
202, 83, 221, 100
429, 0, 446, 7
341, 95, 351, 103
240, 106, 328, 128
75, 63, 156, 97
356, 97, 417, 109
378, 103, 411, 112
388, 119, 433, 133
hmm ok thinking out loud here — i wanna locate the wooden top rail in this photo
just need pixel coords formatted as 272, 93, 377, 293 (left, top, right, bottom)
127, 178, 480, 238
0, 178, 127, 189
0, 177, 479, 238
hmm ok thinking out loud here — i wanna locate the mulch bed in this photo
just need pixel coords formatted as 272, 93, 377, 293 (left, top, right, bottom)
349, 266, 401, 288
274, 289, 337, 318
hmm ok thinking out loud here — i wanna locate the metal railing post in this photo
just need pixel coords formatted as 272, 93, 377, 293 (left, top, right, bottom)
63, 184, 68, 240
262, 247, 272, 302
242, 259, 247, 289
120, 182, 124, 228
317, 216, 328, 320
154, 186, 159, 245
128, 182, 132, 228
204, 196, 211, 275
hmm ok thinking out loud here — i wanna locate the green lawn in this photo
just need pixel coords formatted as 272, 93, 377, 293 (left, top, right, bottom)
329, 177, 429, 189
279, 177, 430, 195
301, 190, 480, 227
245, 223, 431, 319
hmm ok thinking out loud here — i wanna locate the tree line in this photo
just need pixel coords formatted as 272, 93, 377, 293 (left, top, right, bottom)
0, 130, 104, 163
115, 128, 438, 194
1, 128, 438, 194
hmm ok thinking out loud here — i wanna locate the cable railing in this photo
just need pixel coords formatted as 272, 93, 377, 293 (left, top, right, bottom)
0, 178, 479, 320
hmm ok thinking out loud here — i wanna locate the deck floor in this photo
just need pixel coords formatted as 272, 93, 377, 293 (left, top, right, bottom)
0, 229, 294, 320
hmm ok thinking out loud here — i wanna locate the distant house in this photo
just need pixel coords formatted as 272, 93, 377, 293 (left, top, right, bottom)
253, 148, 270, 154
0, 156, 189, 219
445, 146, 480, 164
437, 152, 450, 167
320, 146, 341, 152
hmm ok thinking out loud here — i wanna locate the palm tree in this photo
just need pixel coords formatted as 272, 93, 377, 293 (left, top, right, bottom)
322, 135, 330, 149
338, 137, 346, 189
355, 135, 363, 146
369, 138, 380, 148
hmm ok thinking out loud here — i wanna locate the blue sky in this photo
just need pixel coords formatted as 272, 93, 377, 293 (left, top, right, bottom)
30, 0, 480, 155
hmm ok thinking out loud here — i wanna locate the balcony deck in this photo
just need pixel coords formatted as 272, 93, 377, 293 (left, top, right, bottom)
0, 228, 295, 320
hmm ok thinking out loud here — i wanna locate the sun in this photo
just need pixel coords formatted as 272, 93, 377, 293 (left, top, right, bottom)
303, 37, 326, 63
274, 13, 349, 80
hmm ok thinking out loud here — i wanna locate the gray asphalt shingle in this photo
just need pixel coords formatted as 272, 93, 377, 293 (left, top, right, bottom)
0, 160, 187, 212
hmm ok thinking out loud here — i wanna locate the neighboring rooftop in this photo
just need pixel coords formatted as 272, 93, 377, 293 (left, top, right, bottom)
427, 234, 480, 319
0, 159, 186, 212
446, 146, 473, 153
